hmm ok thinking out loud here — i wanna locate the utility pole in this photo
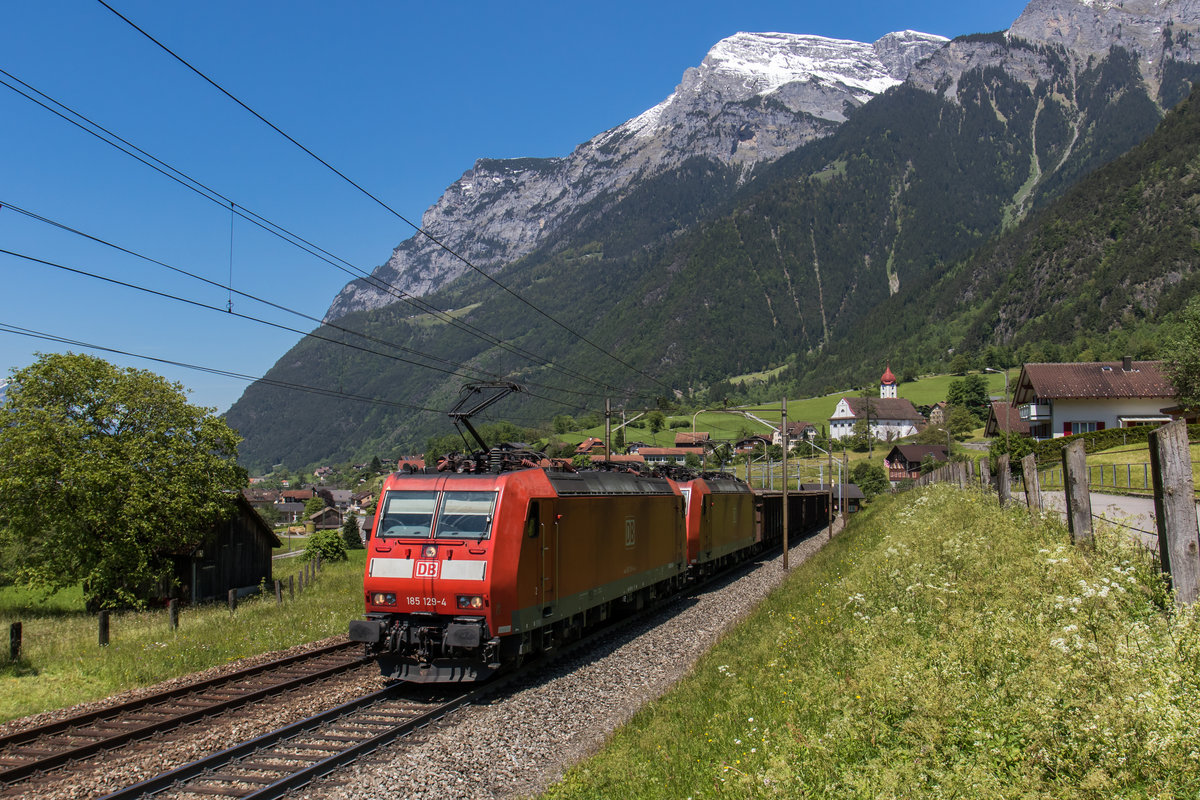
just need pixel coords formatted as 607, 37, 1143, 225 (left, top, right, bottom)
604, 398, 611, 460
782, 397, 789, 570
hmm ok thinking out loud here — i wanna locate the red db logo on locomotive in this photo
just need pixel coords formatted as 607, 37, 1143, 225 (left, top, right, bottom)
415, 560, 439, 578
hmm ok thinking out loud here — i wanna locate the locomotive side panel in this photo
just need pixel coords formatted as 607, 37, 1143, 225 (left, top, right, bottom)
510, 491, 684, 633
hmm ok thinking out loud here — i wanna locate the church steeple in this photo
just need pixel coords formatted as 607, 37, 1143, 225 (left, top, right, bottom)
880, 363, 897, 399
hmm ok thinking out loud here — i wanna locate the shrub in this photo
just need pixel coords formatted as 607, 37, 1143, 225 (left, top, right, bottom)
305, 530, 347, 562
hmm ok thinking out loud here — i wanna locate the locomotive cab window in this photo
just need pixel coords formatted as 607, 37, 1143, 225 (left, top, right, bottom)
433, 491, 497, 540
378, 491, 437, 538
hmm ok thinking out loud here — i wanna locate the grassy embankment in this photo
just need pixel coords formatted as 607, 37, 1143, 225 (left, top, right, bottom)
0, 551, 366, 723
542, 485, 1200, 799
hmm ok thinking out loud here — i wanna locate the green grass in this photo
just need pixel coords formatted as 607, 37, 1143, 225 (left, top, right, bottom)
0, 551, 366, 723
542, 486, 1200, 799
1036, 441, 1200, 495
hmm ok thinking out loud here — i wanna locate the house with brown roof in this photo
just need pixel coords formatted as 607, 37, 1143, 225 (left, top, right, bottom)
574, 437, 606, 455
675, 431, 710, 447
772, 421, 817, 446
883, 444, 949, 483
984, 400, 1031, 438
1011, 359, 1175, 440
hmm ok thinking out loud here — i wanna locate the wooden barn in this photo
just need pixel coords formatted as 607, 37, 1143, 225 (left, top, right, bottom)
168, 494, 281, 604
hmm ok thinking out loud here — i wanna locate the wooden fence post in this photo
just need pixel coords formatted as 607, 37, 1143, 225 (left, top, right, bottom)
979, 457, 991, 491
289, 575, 295, 600
1062, 438, 1093, 548
169, 599, 179, 630
1149, 420, 1200, 606
9, 622, 20, 661
997, 454, 1012, 507
228, 589, 237, 613
98, 611, 110, 647
274, 579, 283, 605
1022, 453, 1041, 512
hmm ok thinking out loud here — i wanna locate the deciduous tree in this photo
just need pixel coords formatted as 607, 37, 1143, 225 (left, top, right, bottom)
0, 353, 246, 609
1162, 296, 1200, 410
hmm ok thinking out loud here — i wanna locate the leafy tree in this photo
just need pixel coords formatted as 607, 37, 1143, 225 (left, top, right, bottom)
1162, 296, 1200, 410
553, 415, 577, 434
946, 373, 989, 420
949, 353, 972, 375
849, 461, 889, 500
303, 496, 327, 517
914, 424, 951, 445
647, 411, 666, 434
305, 529, 348, 562
0, 353, 245, 609
946, 405, 980, 441
684, 452, 702, 469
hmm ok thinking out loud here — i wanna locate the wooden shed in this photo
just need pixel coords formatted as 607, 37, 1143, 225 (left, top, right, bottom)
169, 494, 282, 604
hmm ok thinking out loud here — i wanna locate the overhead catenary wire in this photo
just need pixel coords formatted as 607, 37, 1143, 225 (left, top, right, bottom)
2, 246, 599, 410
0, 199, 606, 403
0, 322, 444, 414
0, 68, 651, 403
94, 0, 676, 396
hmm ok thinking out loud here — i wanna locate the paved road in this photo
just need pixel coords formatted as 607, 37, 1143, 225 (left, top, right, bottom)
1040, 490, 1200, 550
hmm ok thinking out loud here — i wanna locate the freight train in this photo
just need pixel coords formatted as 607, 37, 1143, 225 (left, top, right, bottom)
348, 453, 826, 683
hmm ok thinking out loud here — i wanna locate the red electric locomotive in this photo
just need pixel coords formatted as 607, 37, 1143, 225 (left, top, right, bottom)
674, 473, 760, 575
349, 465, 686, 682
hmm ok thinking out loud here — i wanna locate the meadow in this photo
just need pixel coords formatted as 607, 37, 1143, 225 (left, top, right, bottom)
542, 485, 1200, 799
0, 551, 366, 723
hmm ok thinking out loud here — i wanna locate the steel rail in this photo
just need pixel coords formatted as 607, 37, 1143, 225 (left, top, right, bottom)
0, 640, 366, 785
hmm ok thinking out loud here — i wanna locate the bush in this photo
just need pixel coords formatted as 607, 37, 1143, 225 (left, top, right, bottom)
305, 530, 348, 562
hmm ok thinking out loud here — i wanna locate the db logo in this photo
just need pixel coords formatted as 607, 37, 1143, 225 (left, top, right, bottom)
415, 560, 439, 578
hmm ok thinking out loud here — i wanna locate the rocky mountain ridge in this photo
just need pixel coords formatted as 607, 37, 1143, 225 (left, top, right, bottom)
323, 30, 947, 321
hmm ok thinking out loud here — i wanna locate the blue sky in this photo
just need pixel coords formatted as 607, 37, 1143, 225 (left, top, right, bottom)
0, 0, 1031, 414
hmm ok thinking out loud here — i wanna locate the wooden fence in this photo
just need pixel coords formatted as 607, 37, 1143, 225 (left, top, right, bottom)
7, 555, 324, 662
914, 420, 1200, 606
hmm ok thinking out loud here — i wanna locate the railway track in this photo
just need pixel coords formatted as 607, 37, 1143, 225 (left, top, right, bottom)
0, 640, 368, 793
99, 684, 473, 800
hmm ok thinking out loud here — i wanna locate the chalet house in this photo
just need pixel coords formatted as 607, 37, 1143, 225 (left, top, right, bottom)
772, 421, 816, 446
675, 431, 710, 447
575, 437, 606, 455
395, 458, 426, 473
168, 494, 281, 604
273, 501, 307, 524
829, 397, 924, 442
984, 400, 1031, 438
1011, 359, 1175, 440
928, 401, 948, 427
281, 488, 316, 503
735, 435, 771, 454
309, 506, 344, 531
883, 444, 949, 483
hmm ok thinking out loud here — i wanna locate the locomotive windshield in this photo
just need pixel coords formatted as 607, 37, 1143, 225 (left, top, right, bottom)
434, 491, 496, 539
378, 491, 437, 538
377, 489, 496, 540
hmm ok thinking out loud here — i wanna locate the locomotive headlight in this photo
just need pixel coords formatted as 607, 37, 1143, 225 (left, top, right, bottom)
456, 595, 485, 609
371, 592, 397, 606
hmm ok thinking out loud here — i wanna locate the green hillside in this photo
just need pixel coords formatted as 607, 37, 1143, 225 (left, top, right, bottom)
545, 486, 1200, 798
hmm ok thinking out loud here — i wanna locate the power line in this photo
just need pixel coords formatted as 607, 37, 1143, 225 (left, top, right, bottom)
0, 200, 607, 404
95, 0, 676, 395
0, 68, 650, 401
0, 322, 443, 414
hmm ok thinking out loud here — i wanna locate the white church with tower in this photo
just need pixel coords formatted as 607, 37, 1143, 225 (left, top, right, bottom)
828, 364, 922, 441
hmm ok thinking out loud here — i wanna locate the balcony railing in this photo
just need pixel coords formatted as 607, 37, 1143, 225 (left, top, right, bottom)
1019, 403, 1051, 421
